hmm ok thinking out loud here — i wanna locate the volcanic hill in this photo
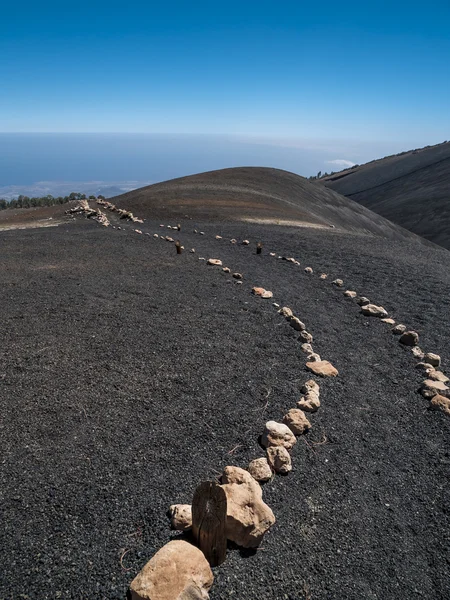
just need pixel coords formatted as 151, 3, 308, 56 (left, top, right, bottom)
1, 167, 449, 600
320, 141, 450, 250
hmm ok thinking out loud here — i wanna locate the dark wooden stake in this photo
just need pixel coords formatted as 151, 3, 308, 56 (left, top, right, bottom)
192, 481, 227, 567
177, 223, 181, 231
175, 240, 182, 254
256, 241, 263, 254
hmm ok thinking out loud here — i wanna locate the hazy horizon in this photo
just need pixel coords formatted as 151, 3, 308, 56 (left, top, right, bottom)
0, 132, 443, 198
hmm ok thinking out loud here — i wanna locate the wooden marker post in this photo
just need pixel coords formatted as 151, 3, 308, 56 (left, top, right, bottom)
256, 241, 263, 254
192, 481, 227, 567
175, 240, 182, 254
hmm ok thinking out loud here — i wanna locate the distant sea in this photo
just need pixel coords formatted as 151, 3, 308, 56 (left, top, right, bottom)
0, 132, 409, 199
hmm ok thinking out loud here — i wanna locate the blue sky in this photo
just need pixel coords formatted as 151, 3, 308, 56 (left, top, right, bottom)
2, 0, 449, 141
1, 1, 449, 189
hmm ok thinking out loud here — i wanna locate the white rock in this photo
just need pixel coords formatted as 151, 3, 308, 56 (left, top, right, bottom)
261, 421, 296, 450
247, 458, 272, 483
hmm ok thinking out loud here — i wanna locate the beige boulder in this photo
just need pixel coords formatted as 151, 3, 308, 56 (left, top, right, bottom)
222, 267, 231, 273
297, 380, 321, 412
215, 235, 222, 239
247, 457, 272, 483
242, 239, 250, 245
411, 346, 425, 359
361, 304, 388, 318
282, 408, 311, 435
129, 540, 213, 600
381, 318, 395, 325
319, 273, 328, 279
306, 352, 321, 362
261, 421, 296, 450
266, 446, 292, 474
399, 331, 419, 346
304, 267, 313, 274
415, 362, 435, 371
289, 316, 306, 331
306, 360, 338, 377
344, 290, 357, 298
300, 343, 314, 354
424, 353, 441, 367
392, 324, 406, 335
207, 258, 222, 266
332, 279, 344, 287
421, 379, 449, 399
430, 394, 450, 417
168, 504, 192, 532
221, 466, 275, 547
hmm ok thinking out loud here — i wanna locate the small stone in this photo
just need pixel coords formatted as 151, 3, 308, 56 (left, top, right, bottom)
306, 360, 338, 377
215, 235, 222, 239
200, 231, 205, 235
319, 273, 328, 279
332, 279, 344, 287
415, 362, 434, 371
168, 504, 192, 531
266, 446, 292, 474
167, 225, 173, 229
301, 379, 320, 395
297, 393, 321, 412
222, 267, 231, 273
300, 343, 314, 354
159, 224, 164, 227
289, 316, 306, 331
392, 324, 406, 334
306, 352, 321, 362
252, 287, 273, 298
411, 346, 425, 359
273, 303, 280, 308
305, 267, 313, 274
207, 258, 222, 266
399, 331, 419, 346
190, 248, 196, 253
427, 371, 449, 383
381, 318, 395, 325
248, 458, 272, 483
153, 233, 159, 238
344, 290, 357, 298
235, 280, 243, 285
129, 540, 213, 600
430, 394, 450, 416
242, 240, 250, 245
421, 379, 449, 398
232, 272, 243, 280
424, 353, 441, 367
269, 252, 276, 256
165, 236, 174, 242
278, 306, 293, 318
261, 421, 296, 450
357, 297, 370, 306
299, 331, 313, 343
230, 239, 237, 244
282, 409, 311, 435
361, 304, 388, 318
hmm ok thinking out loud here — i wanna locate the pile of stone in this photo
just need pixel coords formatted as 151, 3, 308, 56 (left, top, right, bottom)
66, 201, 110, 227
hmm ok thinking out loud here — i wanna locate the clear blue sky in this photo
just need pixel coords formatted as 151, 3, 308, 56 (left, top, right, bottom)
1, 0, 449, 144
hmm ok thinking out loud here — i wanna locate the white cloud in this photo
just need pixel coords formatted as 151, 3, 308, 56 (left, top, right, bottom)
325, 159, 355, 168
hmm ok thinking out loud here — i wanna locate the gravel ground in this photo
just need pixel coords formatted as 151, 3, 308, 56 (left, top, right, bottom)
1, 216, 450, 600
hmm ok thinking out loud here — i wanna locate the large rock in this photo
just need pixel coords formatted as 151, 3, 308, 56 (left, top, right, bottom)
361, 304, 388, 318
427, 370, 449, 383
430, 394, 450, 417
261, 421, 296, 450
399, 331, 419, 346
168, 504, 192, 531
129, 540, 213, 600
221, 466, 275, 547
247, 458, 272, 483
306, 360, 338, 377
282, 408, 311, 435
424, 353, 441, 367
266, 446, 292, 474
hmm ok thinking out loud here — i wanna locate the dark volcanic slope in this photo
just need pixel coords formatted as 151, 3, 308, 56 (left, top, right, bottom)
1, 213, 450, 600
111, 167, 426, 243
321, 141, 450, 249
